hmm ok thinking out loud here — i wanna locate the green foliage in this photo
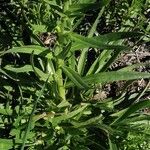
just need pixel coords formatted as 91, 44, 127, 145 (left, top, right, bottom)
0, 0, 149, 149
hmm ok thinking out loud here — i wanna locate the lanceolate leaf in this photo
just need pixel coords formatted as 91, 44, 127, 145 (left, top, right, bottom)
118, 62, 150, 72
109, 138, 118, 150
70, 32, 143, 51
4, 65, 49, 81
84, 71, 150, 84
65, 71, 150, 88
58, 42, 72, 58
4, 65, 33, 73
66, 3, 100, 13
70, 33, 129, 51
66, 0, 110, 14
0, 46, 53, 59
43, 0, 63, 12
21, 75, 50, 150
114, 115, 150, 125
77, 6, 106, 75
72, 115, 103, 128
62, 66, 89, 89
93, 32, 143, 43
50, 104, 88, 126
0, 69, 18, 81
111, 100, 150, 125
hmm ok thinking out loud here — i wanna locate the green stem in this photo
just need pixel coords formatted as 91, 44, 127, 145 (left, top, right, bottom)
56, 59, 66, 101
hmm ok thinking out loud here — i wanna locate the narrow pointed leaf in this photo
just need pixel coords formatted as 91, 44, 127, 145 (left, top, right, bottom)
111, 100, 150, 125
62, 66, 90, 89
84, 71, 150, 84
70, 33, 129, 51
58, 42, 72, 58
72, 115, 103, 128
115, 115, 150, 125
66, 0, 110, 13
43, 0, 63, 12
4, 65, 32, 73
0, 69, 18, 81
109, 138, 118, 150
0, 46, 53, 59
70, 32, 143, 51
4, 65, 49, 81
66, 3, 99, 13
66, 71, 150, 88
50, 104, 88, 126
93, 32, 143, 43
77, 6, 105, 75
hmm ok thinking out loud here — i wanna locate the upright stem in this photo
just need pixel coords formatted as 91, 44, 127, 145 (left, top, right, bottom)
56, 58, 66, 101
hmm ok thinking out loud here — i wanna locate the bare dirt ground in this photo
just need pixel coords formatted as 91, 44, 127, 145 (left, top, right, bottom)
93, 43, 150, 110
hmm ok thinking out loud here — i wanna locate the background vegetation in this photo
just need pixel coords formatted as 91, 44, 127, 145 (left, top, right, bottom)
0, 0, 150, 149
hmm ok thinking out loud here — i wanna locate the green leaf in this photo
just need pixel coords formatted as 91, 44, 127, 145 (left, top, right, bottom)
21, 75, 50, 150
57, 100, 71, 108
66, 71, 150, 88
111, 100, 150, 125
72, 115, 103, 128
0, 69, 18, 81
66, 3, 99, 13
109, 138, 118, 150
4, 65, 50, 81
66, 0, 110, 14
77, 6, 106, 75
70, 32, 143, 51
93, 32, 143, 43
117, 115, 150, 125
43, 0, 63, 12
4, 65, 32, 73
0, 139, 13, 150
87, 50, 111, 75
83, 71, 150, 84
62, 66, 90, 89
50, 104, 88, 126
70, 33, 129, 51
118, 62, 150, 72
0, 46, 53, 59
31, 24, 47, 34
0, 108, 12, 116
57, 42, 72, 58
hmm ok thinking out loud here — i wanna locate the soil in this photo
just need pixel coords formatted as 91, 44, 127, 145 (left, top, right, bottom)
92, 43, 150, 103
